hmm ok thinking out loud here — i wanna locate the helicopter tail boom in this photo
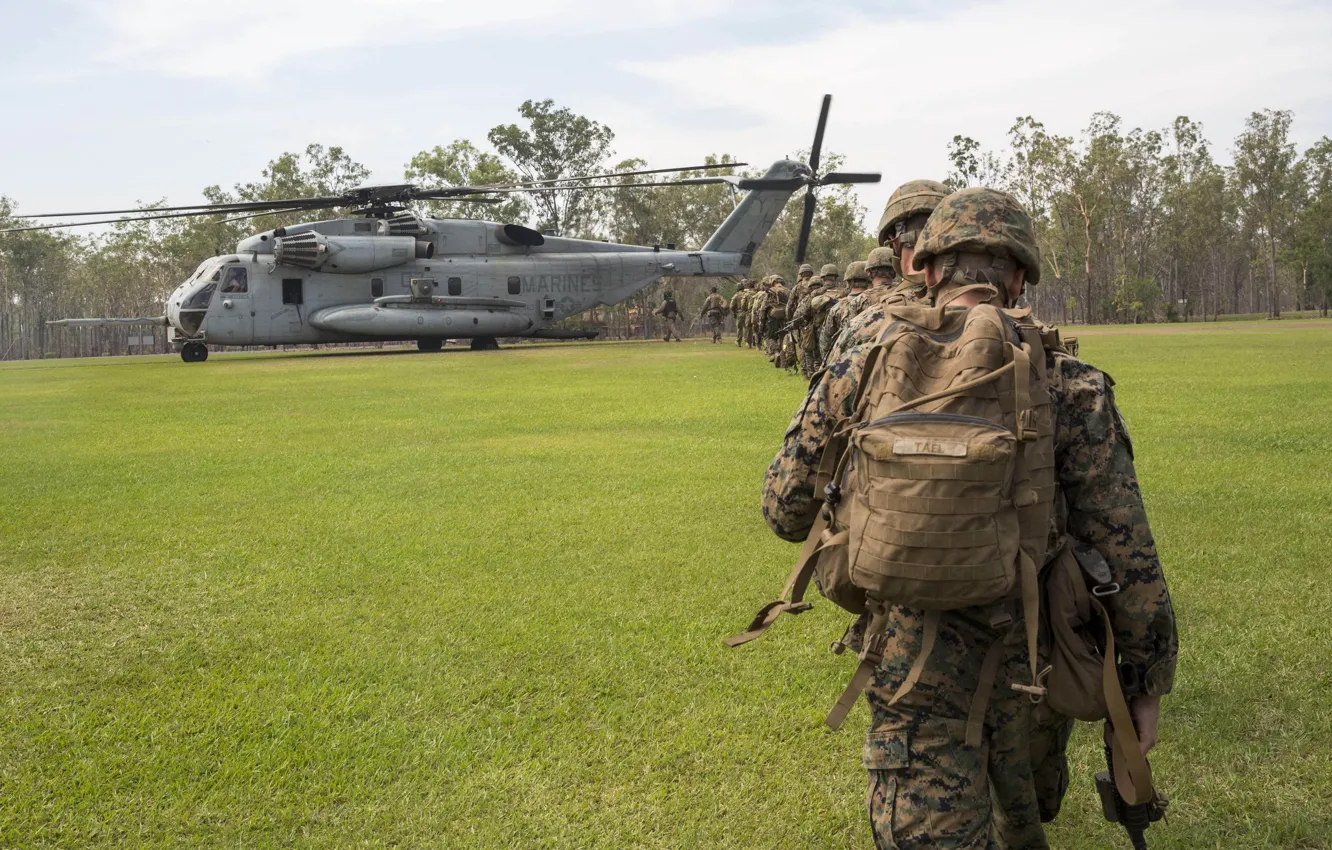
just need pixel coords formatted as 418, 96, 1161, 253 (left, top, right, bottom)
701, 160, 807, 258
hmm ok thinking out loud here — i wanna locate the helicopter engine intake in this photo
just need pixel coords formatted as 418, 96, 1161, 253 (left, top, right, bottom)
272, 232, 431, 273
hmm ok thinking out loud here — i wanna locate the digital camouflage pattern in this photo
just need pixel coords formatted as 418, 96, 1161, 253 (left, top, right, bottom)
761, 337, 1178, 846
911, 188, 1043, 285
730, 283, 752, 347
816, 263, 871, 362
877, 179, 951, 245
863, 610, 1076, 848
702, 291, 729, 342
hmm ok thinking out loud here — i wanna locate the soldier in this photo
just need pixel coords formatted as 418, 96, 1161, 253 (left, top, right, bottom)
817, 261, 870, 363
790, 263, 818, 305
702, 286, 729, 344
826, 180, 951, 364
750, 277, 771, 351
730, 280, 752, 347
760, 188, 1177, 848
864, 247, 897, 301
654, 291, 683, 342
765, 275, 792, 362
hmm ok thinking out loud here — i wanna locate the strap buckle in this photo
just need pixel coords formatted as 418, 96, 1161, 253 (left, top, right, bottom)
823, 482, 842, 506
1018, 408, 1039, 441
1091, 582, 1121, 598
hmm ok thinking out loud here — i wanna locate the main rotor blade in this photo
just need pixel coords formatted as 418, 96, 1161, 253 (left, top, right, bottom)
0, 202, 340, 233
20, 195, 348, 219
795, 188, 817, 265
486, 177, 741, 193
488, 161, 748, 190
819, 172, 882, 185
808, 94, 832, 176
218, 207, 313, 224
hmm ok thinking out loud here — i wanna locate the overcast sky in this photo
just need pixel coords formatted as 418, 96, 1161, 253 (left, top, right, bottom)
3, 0, 1331, 231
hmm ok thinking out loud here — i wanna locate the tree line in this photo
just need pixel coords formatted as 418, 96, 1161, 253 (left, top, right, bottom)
1, 103, 1326, 360
946, 109, 1332, 323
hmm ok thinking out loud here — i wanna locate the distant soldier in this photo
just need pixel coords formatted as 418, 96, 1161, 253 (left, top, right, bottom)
655, 291, 683, 342
826, 180, 951, 363
731, 280, 752, 347
818, 261, 871, 362
789, 263, 819, 308
864, 247, 897, 302
765, 275, 791, 362
702, 286, 729, 344
750, 276, 771, 350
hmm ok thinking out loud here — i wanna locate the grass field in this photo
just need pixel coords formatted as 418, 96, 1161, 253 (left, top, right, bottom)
2, 320, 1331, 849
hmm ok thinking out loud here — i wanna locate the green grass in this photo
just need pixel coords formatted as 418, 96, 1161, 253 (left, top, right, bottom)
1, 322, 1330, 849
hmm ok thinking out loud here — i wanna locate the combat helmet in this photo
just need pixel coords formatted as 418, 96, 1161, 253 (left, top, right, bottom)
844, 261, 870, 286
797, 263, 814, 277
911, 187, 1042, 289
865, 247, 896, 277
876, 179, 951, 248
819, 263, 839, 279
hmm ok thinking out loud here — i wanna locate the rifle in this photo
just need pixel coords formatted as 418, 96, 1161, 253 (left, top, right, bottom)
1094, 664, 1169, 849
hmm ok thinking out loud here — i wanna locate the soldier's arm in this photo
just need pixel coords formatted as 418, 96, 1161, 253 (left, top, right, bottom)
1053, 354, 1179, 696
761, 347, 868, 541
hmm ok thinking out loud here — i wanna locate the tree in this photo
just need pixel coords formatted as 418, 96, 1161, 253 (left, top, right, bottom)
488, 100, 615, 236
405, 140, 529, 225
1292, 136, 1332, 315
1233, 109, 1299, 317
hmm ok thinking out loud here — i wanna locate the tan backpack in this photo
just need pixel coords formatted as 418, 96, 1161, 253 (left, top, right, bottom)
730, 295, 1057, 734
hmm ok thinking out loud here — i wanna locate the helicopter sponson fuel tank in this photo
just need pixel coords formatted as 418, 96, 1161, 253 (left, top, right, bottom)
310, 293, 534, 337
272, 231, 435, 273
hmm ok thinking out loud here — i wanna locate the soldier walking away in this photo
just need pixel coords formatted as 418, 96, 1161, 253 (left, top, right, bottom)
655, 291, 683, 342
745, 188, 1177, 849
702, 286, 729, 344
818, 261, 871, 364
731, 280, 753, 347
766, 275, 792, 365
825, 180, 951, 365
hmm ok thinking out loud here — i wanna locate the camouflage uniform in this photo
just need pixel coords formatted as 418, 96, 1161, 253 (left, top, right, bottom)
702, 290, 729, 343
654, 293, 682, 342
818, 261, 871, 363
765, 277, 792, 362
761, 189, 1177, 849
750, 278, 772, 350
730, 282, 752, 347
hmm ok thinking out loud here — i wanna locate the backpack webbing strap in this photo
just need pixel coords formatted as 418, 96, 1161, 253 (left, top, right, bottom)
885, 608, 941, 707
965, 634, 1008, 748
1098, 601, 1156, 805
1011, 549, 1049, 703
724, 510, 841, 647
824, 606, 888, 730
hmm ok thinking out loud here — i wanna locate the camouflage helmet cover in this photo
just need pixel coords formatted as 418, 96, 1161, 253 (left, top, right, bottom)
844, 260, 870, 283
798, 263, 814, 276
910, 187, 1042, 286
771, 274, 787, 284
819, 263, 839, 278
865, 247, 896, 274
876, 179, 951, 245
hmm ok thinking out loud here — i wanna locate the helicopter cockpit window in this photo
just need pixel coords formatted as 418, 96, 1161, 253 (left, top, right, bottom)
182, 282, 216, 311
220, 267, 248, 294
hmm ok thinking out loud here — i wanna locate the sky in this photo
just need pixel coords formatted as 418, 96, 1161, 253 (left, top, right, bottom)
2, 0, 1331, 232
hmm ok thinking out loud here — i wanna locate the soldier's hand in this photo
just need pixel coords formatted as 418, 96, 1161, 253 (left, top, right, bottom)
1105, 694, 1161, 756
1130, 695, 1160, 755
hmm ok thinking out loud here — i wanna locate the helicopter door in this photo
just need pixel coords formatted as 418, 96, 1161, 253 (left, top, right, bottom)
206, 266, 255, 344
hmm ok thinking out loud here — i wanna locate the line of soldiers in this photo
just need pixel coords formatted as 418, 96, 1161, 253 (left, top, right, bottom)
726, 184, 957, 376
729, 253, 911, 379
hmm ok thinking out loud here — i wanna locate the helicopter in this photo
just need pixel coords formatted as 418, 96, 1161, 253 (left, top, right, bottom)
7, 96, 878, 362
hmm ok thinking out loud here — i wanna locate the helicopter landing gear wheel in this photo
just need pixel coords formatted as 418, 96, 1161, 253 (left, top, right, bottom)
417, 338, 443, 352
181, 342, 208, 362
470, 336, 499, 351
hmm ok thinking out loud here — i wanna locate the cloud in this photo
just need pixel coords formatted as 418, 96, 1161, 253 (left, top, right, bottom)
88, 0, 737, 81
